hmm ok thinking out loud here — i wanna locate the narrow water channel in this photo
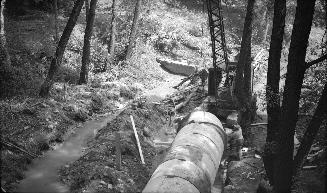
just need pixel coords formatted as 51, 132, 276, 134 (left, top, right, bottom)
15, 109, 124, 193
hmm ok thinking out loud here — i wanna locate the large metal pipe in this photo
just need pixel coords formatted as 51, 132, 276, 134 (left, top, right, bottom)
143, 111, 227, 193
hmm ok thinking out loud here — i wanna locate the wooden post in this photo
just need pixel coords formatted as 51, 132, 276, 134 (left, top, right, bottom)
115, 132, 121, 170
130, 115, 145, 165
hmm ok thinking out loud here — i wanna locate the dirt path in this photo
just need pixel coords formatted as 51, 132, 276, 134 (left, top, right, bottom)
143, 69, 183, 101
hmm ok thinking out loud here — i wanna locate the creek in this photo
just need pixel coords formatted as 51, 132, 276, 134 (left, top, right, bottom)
15, 110, 124, 193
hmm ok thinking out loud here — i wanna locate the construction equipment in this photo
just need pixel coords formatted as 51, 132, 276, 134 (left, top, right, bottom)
206, 0, 230, 88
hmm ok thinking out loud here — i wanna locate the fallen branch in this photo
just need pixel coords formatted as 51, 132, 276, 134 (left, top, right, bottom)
305, 54, 327, 69
1, 186, 6, 192
302, 165, 318, 170
130, 115, 145, 165
175, 87, 197, 111
1, 141, 37, 158
249, 123, 268, 127
173, 73, 195, 89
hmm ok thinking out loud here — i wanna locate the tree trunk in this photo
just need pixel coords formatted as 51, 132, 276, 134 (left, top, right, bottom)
125, 0, 142, 60
39, 0, 84, 97
0, 0, 11, 68
260, 0, 273, 45
259, 7, 268, 43
53, 0, 59, 43
263, 0, 286, 186
104, 0, 116, 71
292, 83, 327, 189
78, 0, 97, 84
233, 0, 255, 136
273, 0, 316, 192
84, 0, 89, 17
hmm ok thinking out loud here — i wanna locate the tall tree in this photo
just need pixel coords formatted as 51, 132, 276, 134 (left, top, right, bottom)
292, 83, 327, 189
53, 0, 59, 43
263, 0, 286, 186
0, 0, 11, 68
259, 0, 274, 44
273, 0, 316, 192
39, 0, 84, 97
233, 0, 255, 135
84, 0, 89, 17
104, 0, 117, 71
78, 0, 97, 84
125, 0, 142, 60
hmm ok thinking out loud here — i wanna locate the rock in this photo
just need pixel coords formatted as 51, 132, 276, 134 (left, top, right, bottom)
107, 184, 113, 189
47, 124, 55, 129
100, 180, 106, 185
156, 58, 196, 76
81, 92, 92, 99
90, 94, 104, 112
21, 107, 37, 115
63, 104, 78, 112
120, 86, 136, 99
226, 111, 239, 127
106, 90, 120, 100
74, 109, 89, 122
143, 127, 151, 137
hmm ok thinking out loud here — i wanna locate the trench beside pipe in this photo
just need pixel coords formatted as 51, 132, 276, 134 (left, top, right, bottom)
143, 111, 227, 193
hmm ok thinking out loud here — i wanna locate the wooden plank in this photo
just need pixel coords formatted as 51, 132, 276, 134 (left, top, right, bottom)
130, 115, 145, 165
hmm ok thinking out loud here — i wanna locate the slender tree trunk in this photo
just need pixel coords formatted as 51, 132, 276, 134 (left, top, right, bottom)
262, 22, 270, 44
53, 0, 59, 44
79, 0, 97, 84
39, 0, 84, 97
292, 83, 327, 190
273, 0, 316, 192
260, 0, 273, 45
233, 0, 255, 136
125, 0, 142, 60
84, 0, 89, 18
263, 0, 286, 186
104, 0, 116, 72
0, 0, 11, 68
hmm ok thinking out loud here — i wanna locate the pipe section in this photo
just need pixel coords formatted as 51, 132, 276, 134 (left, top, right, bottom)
143, 111, 227, 193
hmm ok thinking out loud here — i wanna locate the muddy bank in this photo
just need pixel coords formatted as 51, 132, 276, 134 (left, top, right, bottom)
15, 108, 127, 193
58, 101, 175, 193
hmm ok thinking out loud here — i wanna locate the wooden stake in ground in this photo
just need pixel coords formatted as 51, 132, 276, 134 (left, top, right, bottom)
130, 115, 145, 165
115, 132, 122, 170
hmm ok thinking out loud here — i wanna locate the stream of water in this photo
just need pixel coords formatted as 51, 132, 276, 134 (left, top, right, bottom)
15, 110, 123, 193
